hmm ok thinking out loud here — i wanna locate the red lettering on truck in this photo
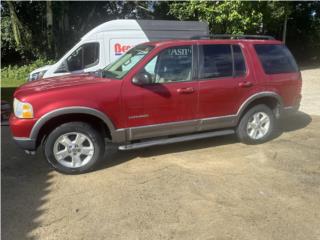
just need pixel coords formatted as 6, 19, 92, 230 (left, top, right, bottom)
114, 43, 132, 55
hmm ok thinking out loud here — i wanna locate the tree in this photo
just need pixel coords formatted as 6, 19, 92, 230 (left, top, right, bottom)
169, 1, 263, 34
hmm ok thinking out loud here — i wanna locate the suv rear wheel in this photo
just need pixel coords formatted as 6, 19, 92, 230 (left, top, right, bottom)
44, 122, 105, 174
236, 104, 275, 144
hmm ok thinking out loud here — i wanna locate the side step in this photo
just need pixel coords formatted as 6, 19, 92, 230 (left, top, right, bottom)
118, 129, 235, 150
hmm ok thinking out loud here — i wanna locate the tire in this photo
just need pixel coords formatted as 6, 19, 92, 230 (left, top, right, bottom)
236, 104, 275, 144
44, 122, 105, 174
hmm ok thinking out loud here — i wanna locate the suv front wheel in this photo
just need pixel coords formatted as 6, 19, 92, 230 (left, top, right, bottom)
44, 122, 105, 174
236, 104, 275, 144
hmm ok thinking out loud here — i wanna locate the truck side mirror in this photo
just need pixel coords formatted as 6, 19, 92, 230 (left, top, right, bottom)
132, 72, 152, 85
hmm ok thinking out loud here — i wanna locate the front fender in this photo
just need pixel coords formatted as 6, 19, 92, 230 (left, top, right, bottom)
29, 106, 116, 140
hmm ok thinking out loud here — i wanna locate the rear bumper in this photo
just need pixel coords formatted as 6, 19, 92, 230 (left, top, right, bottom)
282, 105, 299, 116
282, 94, 301, 116
13, 137, 37, 151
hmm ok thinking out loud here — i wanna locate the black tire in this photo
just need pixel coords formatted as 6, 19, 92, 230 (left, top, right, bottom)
236, 104, 275, 144
44, 122, 105, 174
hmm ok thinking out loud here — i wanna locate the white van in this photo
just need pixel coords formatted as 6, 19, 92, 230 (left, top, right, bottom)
29, 19, 209, 81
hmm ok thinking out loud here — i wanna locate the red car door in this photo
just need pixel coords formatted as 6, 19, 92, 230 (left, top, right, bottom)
122, 45, 199, 140
196, 43, 253, 130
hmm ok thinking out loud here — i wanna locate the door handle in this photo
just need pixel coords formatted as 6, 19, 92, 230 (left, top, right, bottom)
238, 81, 253, 88
177, 87, 195, 94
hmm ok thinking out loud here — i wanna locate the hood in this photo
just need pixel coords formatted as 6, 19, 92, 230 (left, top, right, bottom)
15, 74, 110, 98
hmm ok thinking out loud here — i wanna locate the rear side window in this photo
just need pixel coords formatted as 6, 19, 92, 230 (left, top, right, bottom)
232, 45, 246, 76
199, 44, 233, 79
254, 44, 298, 74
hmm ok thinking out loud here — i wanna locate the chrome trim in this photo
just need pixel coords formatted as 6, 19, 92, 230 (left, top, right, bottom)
13, 137, 32, 141
127, 119, 199, 141
29, 107, 116, 140
120, 115, 237, 141
236, 91, 283, 118
119, 129, 235, 150
199, 115, 237, 131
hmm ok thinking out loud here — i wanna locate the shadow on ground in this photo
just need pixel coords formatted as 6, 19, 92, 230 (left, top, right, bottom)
1, 127, 52, 240
97, 111, 312, 171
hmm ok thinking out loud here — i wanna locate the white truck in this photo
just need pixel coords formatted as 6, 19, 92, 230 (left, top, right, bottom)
29, 19, 209, 81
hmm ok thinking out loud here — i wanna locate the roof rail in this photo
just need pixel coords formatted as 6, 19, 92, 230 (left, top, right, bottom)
191, 34, 275, 40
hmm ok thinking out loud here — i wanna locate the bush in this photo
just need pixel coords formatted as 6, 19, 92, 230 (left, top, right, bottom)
1, 58, 54, 88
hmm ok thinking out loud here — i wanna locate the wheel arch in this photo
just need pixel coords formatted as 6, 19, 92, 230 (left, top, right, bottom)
236, 92, 283, 122
30, 107, 116, 146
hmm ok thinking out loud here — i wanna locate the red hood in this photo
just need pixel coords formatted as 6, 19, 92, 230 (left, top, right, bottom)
15, 74, 110, 97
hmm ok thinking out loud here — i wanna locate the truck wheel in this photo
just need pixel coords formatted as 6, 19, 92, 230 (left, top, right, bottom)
44, 122, 105, 174
236, 104, 275, 144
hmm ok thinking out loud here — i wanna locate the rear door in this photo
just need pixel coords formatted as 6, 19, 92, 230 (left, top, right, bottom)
196, 44, 251, 129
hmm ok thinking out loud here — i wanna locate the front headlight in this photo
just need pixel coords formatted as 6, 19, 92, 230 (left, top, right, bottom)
13, 98, 34, 119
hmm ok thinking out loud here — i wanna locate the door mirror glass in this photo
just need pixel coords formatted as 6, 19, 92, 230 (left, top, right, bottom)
132, 72, 152, 85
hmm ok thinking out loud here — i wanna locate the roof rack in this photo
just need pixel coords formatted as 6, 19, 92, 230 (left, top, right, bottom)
191, 34, 275, 40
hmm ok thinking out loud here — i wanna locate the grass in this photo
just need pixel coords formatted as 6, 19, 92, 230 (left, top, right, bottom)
1, 58, 54, 103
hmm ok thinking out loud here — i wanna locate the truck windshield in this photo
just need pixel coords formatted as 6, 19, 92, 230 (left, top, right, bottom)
102, 45, 154, 79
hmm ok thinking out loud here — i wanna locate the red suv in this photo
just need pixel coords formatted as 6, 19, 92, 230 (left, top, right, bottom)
10, 35, 302, 174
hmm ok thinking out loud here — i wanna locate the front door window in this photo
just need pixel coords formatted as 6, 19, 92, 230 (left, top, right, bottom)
139, 45, 193, 84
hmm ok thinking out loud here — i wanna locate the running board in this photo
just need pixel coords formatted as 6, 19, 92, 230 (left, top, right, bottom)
118, 129, 235, 150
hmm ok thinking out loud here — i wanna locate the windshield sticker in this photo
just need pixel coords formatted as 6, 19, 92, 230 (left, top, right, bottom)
168, 48, 191, 56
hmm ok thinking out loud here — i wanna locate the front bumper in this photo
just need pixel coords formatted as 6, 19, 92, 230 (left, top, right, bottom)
9, 114, 38, 151
13, 137, 37, 151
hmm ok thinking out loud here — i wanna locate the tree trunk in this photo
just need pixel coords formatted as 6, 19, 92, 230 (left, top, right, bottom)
7, 1, 22, 47
79, 4, 97, 33
46, 1, 53, 53
282, 13, 288, 43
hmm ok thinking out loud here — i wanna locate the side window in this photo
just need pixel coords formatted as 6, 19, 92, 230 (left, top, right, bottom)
83, 43, 99, 68
140, 46, 193, 84
199, 44, 233, 79
57, 42, 99, 73
232, 45, 246, 76
254, 44, 298, 74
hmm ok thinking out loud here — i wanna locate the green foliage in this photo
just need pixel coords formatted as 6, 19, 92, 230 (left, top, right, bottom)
0, 1, 319, 66
169, 1, 264, 34
1, 58, 54, 88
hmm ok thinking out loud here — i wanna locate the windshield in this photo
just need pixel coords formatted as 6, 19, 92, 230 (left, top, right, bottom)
102, 45, 154, 79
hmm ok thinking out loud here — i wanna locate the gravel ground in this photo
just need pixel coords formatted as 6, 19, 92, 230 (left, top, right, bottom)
300, 68, 320, 115
2, 67, 320, 240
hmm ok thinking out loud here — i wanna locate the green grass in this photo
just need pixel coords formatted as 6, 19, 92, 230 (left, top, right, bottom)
1, 58, 54, 103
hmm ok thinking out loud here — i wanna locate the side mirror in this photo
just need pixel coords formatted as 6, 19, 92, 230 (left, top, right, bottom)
132, 72, 152, 86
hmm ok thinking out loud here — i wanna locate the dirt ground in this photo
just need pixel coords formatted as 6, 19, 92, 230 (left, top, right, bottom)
2, 67, 320, 240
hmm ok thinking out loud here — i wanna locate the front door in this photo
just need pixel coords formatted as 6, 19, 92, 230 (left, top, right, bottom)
122, 45, 199, 140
